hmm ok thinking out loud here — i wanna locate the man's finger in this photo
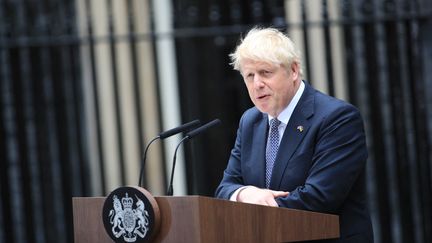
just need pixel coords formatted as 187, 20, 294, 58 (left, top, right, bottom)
270, 190, 289, 197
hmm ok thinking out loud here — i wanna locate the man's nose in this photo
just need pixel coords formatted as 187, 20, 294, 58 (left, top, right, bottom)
253, 75, 265, 89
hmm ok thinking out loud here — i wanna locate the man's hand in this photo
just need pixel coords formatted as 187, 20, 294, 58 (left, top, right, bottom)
237, 186, 289, 207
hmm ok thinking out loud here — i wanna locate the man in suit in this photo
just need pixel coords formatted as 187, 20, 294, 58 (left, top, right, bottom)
215, 27, 373, 242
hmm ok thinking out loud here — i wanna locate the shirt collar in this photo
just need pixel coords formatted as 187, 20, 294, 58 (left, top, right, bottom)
268, 80, 305, 125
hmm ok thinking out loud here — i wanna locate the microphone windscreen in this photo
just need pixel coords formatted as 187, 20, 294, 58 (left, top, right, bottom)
159, 119, 200, 139
186, 119, 221, 139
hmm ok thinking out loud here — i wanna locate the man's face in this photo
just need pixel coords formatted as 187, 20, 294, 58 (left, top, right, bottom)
240, 59, 300, 117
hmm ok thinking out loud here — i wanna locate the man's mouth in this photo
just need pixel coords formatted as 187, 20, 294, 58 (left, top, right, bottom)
257, 94, 269, 100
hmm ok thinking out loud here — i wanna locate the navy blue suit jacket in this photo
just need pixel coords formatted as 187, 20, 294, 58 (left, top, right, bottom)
215, 83, 373, 242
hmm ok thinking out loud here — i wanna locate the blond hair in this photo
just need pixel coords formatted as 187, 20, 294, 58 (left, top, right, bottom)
230, 27, 303, 76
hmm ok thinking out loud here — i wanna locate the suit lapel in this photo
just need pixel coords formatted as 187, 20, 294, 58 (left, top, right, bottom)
250, 114, 268, 188
270, 83, 315, 189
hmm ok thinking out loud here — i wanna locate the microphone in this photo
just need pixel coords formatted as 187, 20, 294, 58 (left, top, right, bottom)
159, 119, 201, 139
166, 119, 221, 196
138, 119, 200, 187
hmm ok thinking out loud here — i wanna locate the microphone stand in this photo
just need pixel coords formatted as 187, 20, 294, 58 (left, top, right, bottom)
166, 119, 221, 195
137, 120, 200, 187
166, 136, 190, 196
138, 136, 160, 187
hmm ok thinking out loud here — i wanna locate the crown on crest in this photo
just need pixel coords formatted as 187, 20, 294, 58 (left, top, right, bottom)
121, 193, 133, 209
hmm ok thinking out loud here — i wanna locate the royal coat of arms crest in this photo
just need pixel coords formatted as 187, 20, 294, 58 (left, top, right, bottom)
108, 193, 150, 242
103, 186, 160, 243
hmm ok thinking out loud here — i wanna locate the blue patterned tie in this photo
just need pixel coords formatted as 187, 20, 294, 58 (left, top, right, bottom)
266, 118, 281, 188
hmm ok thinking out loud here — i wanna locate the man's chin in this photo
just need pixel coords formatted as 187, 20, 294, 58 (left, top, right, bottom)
257, 107, 275, 116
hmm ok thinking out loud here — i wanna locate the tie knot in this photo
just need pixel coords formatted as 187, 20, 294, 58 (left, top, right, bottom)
270, 118, 281, 129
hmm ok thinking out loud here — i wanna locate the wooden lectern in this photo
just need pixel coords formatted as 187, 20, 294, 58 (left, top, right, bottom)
73, 196, 339, 243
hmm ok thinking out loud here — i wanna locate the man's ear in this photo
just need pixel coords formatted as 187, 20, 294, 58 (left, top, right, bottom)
290, 62, 299, 80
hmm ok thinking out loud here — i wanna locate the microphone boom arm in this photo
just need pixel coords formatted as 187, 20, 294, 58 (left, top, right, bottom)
138, 136, 160, 187
166, 136, 190, 196
166, 119, 221, 196
138, 119, 200, 188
